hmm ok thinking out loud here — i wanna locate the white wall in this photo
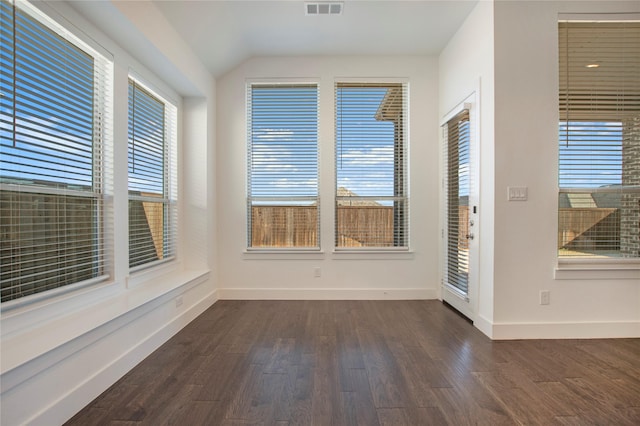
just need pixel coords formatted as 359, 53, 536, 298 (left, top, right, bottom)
491, 0, 640, 338
439, 0, 496, 335
0, 2, 218, 424
216, 56, 441, 300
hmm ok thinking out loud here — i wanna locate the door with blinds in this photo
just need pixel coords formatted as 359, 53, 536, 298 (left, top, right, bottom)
442, 98, 478, 321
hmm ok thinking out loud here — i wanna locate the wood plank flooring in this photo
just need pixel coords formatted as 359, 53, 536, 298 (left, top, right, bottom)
65, 300, 640, 425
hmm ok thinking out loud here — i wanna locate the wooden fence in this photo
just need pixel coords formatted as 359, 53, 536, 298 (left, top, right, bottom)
251, 205, 397, 247
0, 190, 96, 302
336, 206, 394, 247
558, 208, 620, 251
251, 206, 319, 247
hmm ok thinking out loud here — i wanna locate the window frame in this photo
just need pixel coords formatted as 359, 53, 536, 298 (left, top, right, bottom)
245, 81, 320, 251
0, 0, 114, 305
555, 15, 640, 279
334, 80, 410, 251
127, 75, 179, 274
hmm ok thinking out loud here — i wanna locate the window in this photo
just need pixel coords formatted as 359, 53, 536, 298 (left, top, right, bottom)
128, 78, 177, 269
558, 21, 640, 259
247, 83, 319, 249
443, 109, 471, 295
335, 82, 408, 248
0, 0, 112, 302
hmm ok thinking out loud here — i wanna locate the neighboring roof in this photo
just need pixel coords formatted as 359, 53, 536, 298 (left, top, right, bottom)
375, 86, 403, 122
336, 187, 383, 207
558, 189, 622, 209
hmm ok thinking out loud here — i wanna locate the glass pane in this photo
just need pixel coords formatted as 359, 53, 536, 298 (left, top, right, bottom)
250, 85, 318, 198
250, 203, 318, 248
128, 81, 165, 195
558, 120, 639, 258
558, 192, 622, 257
0, 6, 94, 189
446, 114, 470, 294
336, 200, 407, 248
129, 198, 165, 267
0, 190, 99, 302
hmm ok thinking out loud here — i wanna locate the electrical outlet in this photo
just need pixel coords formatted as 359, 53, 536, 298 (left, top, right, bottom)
540, 290, 550, 305
313, 267, 321, 278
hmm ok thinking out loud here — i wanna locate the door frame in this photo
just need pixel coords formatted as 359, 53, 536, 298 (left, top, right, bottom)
440, 92, 480, 322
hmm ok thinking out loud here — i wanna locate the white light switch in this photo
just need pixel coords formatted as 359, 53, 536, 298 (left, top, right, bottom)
508, 186, 528, 201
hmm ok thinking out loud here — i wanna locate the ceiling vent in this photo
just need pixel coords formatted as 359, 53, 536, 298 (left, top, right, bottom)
305, 2, 343, 16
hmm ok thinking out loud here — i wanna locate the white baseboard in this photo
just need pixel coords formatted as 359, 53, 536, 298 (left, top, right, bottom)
219, 287, 437, 300
24, 289, 218, 426
473, 314, 494, 339
481, 319, 640, 340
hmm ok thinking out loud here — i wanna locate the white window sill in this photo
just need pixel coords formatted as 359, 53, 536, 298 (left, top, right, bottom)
241, 249, 415, 261
127, 257, 179, 288
332, 249, 414, 260
555, 258, 640, 280
243, 250, 325, 260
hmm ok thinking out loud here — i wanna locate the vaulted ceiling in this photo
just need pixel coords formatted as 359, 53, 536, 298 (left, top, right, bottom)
151, 0, 477, 77
70, 1, 478, 80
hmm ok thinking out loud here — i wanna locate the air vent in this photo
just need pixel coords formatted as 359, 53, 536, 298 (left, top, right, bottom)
305, 2, 343, 15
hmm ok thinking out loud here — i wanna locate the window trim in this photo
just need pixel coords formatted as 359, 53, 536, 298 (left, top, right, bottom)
0, 0, 114, 305
334, 79, 410, 251
555, 17, 640, 274
330, 249, 414, 260
127, 75, 179, 274
554, 258, 640, 280
245, 80, 321, 251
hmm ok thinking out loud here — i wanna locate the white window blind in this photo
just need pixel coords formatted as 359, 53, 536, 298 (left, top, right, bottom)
335, 82, 408, 249
558, 21, 640, 259
0, 0, 113, 303
247, 83, 319, 249
128, 78, 177, 269
443, 109, 470, 295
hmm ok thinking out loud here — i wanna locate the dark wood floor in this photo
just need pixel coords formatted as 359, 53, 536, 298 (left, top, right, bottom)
66, 300, 640, 425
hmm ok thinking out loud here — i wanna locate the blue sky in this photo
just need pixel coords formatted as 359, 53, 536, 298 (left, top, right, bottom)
559, 121, 623, 189
128, 81, 165, 195
249, 85, 318, 201
1, 3, 169, 196
336, 86, 398, 198
0, 2, 95, 189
